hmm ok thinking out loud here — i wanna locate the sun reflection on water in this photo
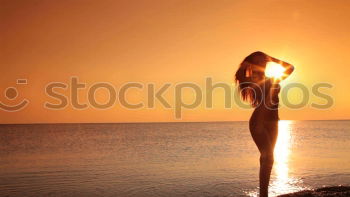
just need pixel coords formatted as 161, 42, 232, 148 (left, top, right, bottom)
246, 120, 306, 197
274, 120, 292, 181
269, 120, 305, 196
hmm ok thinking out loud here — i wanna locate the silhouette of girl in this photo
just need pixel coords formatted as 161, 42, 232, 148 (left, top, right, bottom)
235, 51, 294, 197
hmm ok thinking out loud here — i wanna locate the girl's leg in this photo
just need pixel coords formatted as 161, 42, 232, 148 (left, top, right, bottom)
259, 151, 274, 197
250, 122, 278, 197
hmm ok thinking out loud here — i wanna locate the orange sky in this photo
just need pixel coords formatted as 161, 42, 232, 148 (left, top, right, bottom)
1, 0, 350, 124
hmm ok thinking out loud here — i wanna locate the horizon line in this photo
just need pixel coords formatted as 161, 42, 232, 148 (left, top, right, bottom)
1, 119, 349, 125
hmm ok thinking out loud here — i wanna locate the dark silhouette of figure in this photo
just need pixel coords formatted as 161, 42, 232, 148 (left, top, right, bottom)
235, 51, 294, 197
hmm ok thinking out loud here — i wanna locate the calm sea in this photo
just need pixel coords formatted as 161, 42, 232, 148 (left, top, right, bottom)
1, 120, 349, 197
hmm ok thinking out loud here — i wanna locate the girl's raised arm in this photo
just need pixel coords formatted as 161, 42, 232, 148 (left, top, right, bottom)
268, 56, 294, 80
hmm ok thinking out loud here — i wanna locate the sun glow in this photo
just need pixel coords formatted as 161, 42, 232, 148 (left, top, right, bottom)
265, 62, 286, 79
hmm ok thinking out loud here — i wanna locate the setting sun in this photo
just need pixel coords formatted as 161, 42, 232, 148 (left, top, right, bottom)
265, 62, 286, 79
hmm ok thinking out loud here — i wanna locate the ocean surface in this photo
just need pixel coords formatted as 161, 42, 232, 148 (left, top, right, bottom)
0, 120, 349, 197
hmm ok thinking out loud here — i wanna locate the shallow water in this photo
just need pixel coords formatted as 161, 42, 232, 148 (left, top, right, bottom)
1, 120, 349, 196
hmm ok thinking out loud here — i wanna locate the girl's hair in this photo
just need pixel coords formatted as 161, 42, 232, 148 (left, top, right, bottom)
235, 51, 268, 107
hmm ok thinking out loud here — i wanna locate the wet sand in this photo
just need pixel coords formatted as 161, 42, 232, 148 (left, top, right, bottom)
279, 186, 350, 197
